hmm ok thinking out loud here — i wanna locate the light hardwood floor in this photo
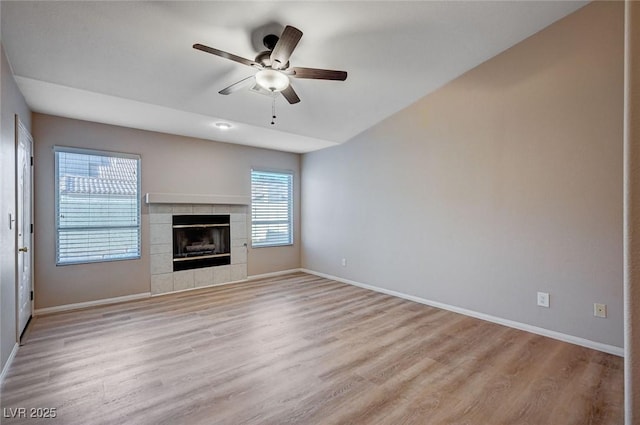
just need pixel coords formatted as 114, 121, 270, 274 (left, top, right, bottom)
1, 272, 623, 424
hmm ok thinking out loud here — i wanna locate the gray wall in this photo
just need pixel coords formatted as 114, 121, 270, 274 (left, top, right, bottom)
1, 43, 31, 372
32, 114, 301, 309
302, 1, 624, 348
624, 0, 640, 420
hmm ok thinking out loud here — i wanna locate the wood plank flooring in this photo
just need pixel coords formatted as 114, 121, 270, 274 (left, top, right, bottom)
1, 272, 623, 424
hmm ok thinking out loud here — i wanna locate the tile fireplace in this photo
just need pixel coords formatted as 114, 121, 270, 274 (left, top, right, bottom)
148, 202, 248, 295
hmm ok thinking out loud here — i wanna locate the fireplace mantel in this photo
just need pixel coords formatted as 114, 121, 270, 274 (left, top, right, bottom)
145, 193, 250, 205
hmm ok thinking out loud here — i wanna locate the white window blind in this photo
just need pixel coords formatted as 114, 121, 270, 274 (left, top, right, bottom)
251, 170, 293, 248
55, 147, 141, 265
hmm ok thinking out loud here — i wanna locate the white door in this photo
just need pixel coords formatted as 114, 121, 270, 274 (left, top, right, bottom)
16, 116, 33, 338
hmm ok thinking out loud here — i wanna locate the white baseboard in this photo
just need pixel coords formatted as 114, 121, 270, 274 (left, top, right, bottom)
247, 268, 303, 280
30, 268, 621, 356
0, 343, 19, 385
35, 270, 305, 311
301, 268, 624, 357
34, 292, 151, 316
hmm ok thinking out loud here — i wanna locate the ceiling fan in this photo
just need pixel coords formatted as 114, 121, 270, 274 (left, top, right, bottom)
193, 25, 347, 105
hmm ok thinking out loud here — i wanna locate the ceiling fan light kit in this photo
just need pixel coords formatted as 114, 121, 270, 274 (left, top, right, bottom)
255, 69, 290, 92
193, 24, 348, 123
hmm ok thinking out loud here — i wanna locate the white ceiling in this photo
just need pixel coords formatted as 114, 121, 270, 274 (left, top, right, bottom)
1, 1, 587, 153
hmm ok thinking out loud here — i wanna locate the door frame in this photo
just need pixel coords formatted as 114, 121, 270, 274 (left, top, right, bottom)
15, 115, 34, 341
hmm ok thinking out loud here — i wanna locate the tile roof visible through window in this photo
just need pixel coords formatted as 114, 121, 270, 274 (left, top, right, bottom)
60, 157, 138, 196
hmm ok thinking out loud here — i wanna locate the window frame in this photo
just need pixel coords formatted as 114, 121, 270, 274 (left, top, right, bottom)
54, 146, 142, 266
250, 168, 294, 248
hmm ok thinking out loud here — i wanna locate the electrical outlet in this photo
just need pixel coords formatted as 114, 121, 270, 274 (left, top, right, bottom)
594, 303, 607, 318
537, 292, 550, 308
341, 258, 347, 267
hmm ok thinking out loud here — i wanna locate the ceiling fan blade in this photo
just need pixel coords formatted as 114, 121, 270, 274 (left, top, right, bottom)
270, 26, 303, 70
218, 75, 256, 95
281, 85, 301, 104
193, 43, 261, 68
291, 67, 347, 81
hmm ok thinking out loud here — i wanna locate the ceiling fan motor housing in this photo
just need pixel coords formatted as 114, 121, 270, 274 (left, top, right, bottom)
255, 51, 272, 67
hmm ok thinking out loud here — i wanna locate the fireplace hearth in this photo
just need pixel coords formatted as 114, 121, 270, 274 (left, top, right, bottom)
172, 215, 230, 271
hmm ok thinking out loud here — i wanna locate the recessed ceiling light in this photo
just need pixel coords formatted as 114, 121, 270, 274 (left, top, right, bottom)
215, 122, 232, 130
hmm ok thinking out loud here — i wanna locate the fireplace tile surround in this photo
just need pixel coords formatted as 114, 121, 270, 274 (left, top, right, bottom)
148, 203, 248, 295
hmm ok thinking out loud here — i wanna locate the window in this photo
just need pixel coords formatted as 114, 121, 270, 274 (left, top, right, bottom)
55, 147, 141, 265
251, 169, 293, 248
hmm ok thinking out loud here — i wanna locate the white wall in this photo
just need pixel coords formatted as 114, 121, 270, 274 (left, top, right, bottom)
32, 114, 301, 309
302, 1, 624, 348
1, 43, 31, 372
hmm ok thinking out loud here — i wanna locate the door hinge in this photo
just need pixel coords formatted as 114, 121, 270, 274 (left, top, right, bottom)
30, 223, 34, 234
30, 291, 33, 301
30, 156, 33, 166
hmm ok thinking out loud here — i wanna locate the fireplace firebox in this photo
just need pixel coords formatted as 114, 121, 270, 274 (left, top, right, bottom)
172, 215, 230, 271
